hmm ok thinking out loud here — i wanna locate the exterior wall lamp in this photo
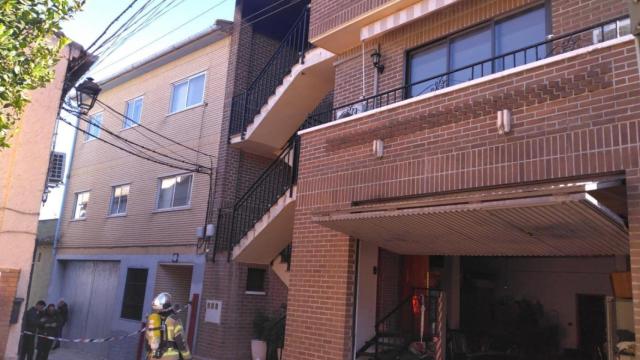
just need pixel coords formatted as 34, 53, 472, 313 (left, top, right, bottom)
371, 48, 384, 74
75, 77, 101, 114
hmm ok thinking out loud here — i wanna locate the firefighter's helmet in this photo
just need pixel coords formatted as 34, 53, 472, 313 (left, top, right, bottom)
151, 292, 173, 312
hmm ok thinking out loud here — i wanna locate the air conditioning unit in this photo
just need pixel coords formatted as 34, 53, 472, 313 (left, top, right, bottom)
335, 101, 367, 120
47, 151, 66, 185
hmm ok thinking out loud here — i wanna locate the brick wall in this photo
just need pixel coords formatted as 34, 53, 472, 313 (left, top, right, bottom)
331, 0, 628, 108
309, 0, 392, 39
287, 38, 640, 358
196, 254, 288, 360
0, 269, 20, 357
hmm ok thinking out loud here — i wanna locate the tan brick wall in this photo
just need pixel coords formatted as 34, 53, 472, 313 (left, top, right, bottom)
58, 35, 231, 251
0, 269, 20, 357
309, 0, 393, 39
287, 38, 640, 359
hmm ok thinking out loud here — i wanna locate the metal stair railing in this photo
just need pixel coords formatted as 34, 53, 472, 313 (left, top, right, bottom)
228, 136, 300, 259
230, 4, 312, 138
356, 288, 442, 359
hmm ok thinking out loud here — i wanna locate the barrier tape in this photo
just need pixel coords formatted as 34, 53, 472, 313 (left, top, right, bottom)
21, 304, 190, 343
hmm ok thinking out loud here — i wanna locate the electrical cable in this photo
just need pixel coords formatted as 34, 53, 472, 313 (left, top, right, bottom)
57, 115, 204, 174
62, 106, 211, 172
96, 98, 215, 158
85, 0, 141, 51
91, 0, 230, 75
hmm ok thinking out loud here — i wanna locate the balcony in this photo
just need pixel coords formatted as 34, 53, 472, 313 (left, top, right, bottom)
229, 137, 300, 264
230, 5, 335, 155
301, 16, 632, 132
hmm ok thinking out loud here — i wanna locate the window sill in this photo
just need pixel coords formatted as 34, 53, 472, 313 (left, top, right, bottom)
107, 213, 127, 218
69, 218, 87, 222
166, 102, 205, 117
120, 124, 140, 132
152, 206, 192, 214
245, 291, 267, 296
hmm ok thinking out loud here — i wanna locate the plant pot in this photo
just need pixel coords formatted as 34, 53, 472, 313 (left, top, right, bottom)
251, 339, 267, 360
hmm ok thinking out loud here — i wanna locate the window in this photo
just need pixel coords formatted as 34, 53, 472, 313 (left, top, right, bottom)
124, 97, 143, 128
109, 184, 130, 216
121, 268, 148, 320
156, 174, 193, 209
593, 17, 630, 44
246, 268, 266, 294
170, 73, 205, 113
72, 191, 90, 220
407, 6, 547, 96
85, 113, 103, 141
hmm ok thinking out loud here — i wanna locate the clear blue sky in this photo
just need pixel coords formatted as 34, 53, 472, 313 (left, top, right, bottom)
62, 0, 235, 80
40, 0, 235, 219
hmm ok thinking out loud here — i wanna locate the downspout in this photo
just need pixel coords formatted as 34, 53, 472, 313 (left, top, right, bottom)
47, 114, 79, 302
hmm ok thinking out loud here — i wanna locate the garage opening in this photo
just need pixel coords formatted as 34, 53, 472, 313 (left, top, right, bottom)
315, 176, 634, 360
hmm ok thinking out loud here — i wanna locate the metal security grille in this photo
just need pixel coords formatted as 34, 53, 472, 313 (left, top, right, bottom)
47, 151, 66, 185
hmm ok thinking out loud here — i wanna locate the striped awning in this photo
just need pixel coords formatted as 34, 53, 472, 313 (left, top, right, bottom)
314, 179, 629, 256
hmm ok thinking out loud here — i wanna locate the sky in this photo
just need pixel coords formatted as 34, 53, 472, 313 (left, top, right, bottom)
39, 0, 235, 219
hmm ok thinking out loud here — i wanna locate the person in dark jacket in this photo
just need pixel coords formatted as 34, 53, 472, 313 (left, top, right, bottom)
19, 300, 45, 360
52, 299, 68, 350
35, 304, 59, 360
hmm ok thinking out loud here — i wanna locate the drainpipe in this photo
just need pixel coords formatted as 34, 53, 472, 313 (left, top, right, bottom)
46, 114, 79, 303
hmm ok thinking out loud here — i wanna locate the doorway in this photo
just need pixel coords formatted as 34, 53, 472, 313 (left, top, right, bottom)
576, 294, 606, 359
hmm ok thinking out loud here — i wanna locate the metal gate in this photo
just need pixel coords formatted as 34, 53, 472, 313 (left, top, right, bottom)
60, 261, 119, 359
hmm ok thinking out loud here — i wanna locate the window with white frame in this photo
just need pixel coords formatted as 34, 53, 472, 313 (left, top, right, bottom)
73, 191, 90, 219
123, 97, 143, 128
109, 184, 130, 216
592, 17, 630, 44
85, 113, 103, 141
170, 73, 205, 113
156, 174, 193, 209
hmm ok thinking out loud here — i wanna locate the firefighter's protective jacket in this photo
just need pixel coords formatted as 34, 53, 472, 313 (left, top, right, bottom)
146, 313, 192, 360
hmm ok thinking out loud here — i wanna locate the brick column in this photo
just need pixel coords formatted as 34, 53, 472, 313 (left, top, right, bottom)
0, 268, 21, 357
283, 209, 357, 360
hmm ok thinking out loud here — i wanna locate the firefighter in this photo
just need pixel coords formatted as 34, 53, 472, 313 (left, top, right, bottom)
146, 293, 192, 360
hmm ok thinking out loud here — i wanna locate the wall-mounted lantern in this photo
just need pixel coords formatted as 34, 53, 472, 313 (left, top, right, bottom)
371, 48, 385, 74
75, 77, 101, 114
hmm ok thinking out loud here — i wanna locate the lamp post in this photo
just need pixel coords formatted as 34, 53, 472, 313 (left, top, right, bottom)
75, 77, 101, 114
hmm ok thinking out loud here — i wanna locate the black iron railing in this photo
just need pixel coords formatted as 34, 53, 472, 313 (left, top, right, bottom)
230, 5, 312, 137
228, 136, 300, 256
356, 288, 442, 359
303, 16, 630, 130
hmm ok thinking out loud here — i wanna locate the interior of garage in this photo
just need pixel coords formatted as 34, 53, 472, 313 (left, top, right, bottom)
345, 176, 634, 360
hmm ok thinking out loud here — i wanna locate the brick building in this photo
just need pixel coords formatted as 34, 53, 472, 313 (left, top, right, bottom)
220, 0, 640, 359
48, 23, 237, 359
0, 40, 91, 359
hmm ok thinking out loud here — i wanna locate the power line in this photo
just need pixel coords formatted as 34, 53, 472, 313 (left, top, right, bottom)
96, 98, 215, 158
57, 115, 203, 174
91, 0, 230, 75
86, 0, 141, 51
62, 106, 211, 172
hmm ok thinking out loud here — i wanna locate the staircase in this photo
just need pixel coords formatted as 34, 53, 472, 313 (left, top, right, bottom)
229, 4, 334, 155
229, 137, 299, 264
357, 289, 443, 360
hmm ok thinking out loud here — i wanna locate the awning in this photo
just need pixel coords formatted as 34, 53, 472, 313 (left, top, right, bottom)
313, 178, 629, 256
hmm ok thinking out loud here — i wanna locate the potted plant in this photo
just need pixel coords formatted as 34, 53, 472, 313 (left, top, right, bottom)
251, 312, 270, 360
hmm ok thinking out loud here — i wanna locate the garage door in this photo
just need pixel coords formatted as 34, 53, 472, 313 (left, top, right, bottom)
60, 261, 119, 359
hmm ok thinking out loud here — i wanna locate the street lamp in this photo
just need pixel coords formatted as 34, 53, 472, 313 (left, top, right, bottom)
75, 77, 101, 114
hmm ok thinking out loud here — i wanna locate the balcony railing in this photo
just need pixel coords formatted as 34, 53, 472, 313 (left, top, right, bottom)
228, 136, 300, 258
302, 16, 630, 130
230, 5, 312, 138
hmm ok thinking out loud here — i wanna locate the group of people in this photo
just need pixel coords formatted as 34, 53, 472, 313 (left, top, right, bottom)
19, 299, 68, 360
